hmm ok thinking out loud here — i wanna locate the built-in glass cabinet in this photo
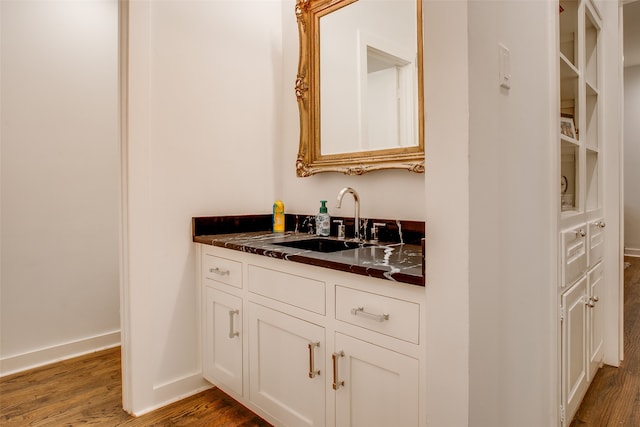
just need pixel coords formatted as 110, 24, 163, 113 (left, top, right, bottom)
559, 0, 601, 216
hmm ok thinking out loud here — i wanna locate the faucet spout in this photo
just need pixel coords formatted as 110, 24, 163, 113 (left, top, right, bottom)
336, 187, 360, 241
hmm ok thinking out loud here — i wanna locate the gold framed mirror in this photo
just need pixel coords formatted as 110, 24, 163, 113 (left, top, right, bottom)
295, 0, 424, 177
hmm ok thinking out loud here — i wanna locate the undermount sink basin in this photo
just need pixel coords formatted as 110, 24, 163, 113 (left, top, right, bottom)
275, 237, 370, 253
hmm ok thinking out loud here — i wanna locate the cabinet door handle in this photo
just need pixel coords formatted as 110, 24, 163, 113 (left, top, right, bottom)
575, 229, 586, 238
228, 309, 239, 338
586, 296, 600, 308
209, 267, 230, 275
332, 351, 345, 390
308, 342, 320, 378
350, 307, 389, 322
584, 297, 599, 308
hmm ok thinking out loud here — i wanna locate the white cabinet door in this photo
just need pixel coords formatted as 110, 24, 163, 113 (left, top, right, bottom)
333, 333, 419, 427
249, 302, 325, 427
561, 276, 589, 426
587, 262, 604, 381
203, 286, 243, 396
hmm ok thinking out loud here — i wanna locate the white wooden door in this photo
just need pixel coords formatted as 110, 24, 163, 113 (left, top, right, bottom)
587, 262, 604, 381
561, 276, 589, 426
333, 332, 419, 427
248, 302, 325, 427
203, 286, 243, 396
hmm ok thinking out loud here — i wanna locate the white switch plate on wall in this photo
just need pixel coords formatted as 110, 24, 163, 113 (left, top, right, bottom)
499, 43, 511, 89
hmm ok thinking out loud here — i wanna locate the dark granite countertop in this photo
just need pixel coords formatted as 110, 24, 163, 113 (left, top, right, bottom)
193, 215, 425, 286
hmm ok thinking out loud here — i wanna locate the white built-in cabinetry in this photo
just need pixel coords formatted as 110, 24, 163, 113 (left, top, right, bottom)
197, 243, 425, 427
558, 1, 606, 425
560, 226, 604, 425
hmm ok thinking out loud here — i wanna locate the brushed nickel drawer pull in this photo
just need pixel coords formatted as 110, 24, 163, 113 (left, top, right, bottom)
308, 342, 320, 378
350, 307, 389, 322
228, 309, 239, 338
209, 267, 230, 275
332, 351, 344, 390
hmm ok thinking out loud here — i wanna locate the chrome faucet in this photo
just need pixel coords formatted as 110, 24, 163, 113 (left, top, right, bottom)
336, 187, 360, 241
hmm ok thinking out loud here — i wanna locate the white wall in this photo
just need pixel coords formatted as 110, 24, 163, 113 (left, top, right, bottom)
0, 0, 120, 376
624, 65, 640, 255
601, 0, 624, 367
466, 2, 557, 425
124, 0, 282, 414
422, 1, 470, 425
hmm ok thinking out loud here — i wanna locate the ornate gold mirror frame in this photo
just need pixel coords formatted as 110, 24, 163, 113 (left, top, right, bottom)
295, 0, 424, 177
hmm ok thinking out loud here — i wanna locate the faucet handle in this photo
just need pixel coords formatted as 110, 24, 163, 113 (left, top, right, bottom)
333, 220, 345, 239
371, 223, 386, 242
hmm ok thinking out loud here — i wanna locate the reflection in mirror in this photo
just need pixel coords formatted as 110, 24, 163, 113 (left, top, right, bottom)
295, 0, 424, 176
365, 46, 415, 152
320, 0, 417, 155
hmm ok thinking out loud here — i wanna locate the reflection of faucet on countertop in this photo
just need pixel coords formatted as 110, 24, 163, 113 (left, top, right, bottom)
301, 215, 315, 235
336, 187, 360, 241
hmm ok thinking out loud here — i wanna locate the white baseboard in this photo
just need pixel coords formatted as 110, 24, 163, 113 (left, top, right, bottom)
624, 247, 640, 257
128, 373, 211, 417
0, 330, 121, 377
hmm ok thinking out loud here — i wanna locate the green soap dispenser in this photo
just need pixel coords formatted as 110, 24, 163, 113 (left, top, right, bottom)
316, 200, 330, 237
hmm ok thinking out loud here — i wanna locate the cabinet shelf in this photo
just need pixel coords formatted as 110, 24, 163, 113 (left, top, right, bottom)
560, 54, 580, 78
561, 209, 580, 219
560, 134, 579, 146
585, 80, 599, 96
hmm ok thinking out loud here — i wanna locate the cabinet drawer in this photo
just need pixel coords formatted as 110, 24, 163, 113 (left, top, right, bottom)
561, 225, 587, 287
247, 265, 325, 315
588, 261, 603, 285
587, 220, 605, 267
335, 285, 419, 344
202, 254, 242, 288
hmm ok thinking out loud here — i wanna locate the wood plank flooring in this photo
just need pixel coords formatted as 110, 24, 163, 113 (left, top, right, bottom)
571, 256, 640, 426
0, 347, 271, 426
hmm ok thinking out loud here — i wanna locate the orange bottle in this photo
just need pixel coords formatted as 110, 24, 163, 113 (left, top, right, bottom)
273, 200, 285, 233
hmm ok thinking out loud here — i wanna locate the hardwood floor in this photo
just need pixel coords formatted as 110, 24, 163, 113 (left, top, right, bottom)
571, 256, 640, 426
0, 347, 271, 426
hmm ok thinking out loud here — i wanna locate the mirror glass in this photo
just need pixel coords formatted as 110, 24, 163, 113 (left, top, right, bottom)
295, 0, 424, 176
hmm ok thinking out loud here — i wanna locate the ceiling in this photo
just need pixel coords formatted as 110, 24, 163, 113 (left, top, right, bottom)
625, 0, 640, 67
